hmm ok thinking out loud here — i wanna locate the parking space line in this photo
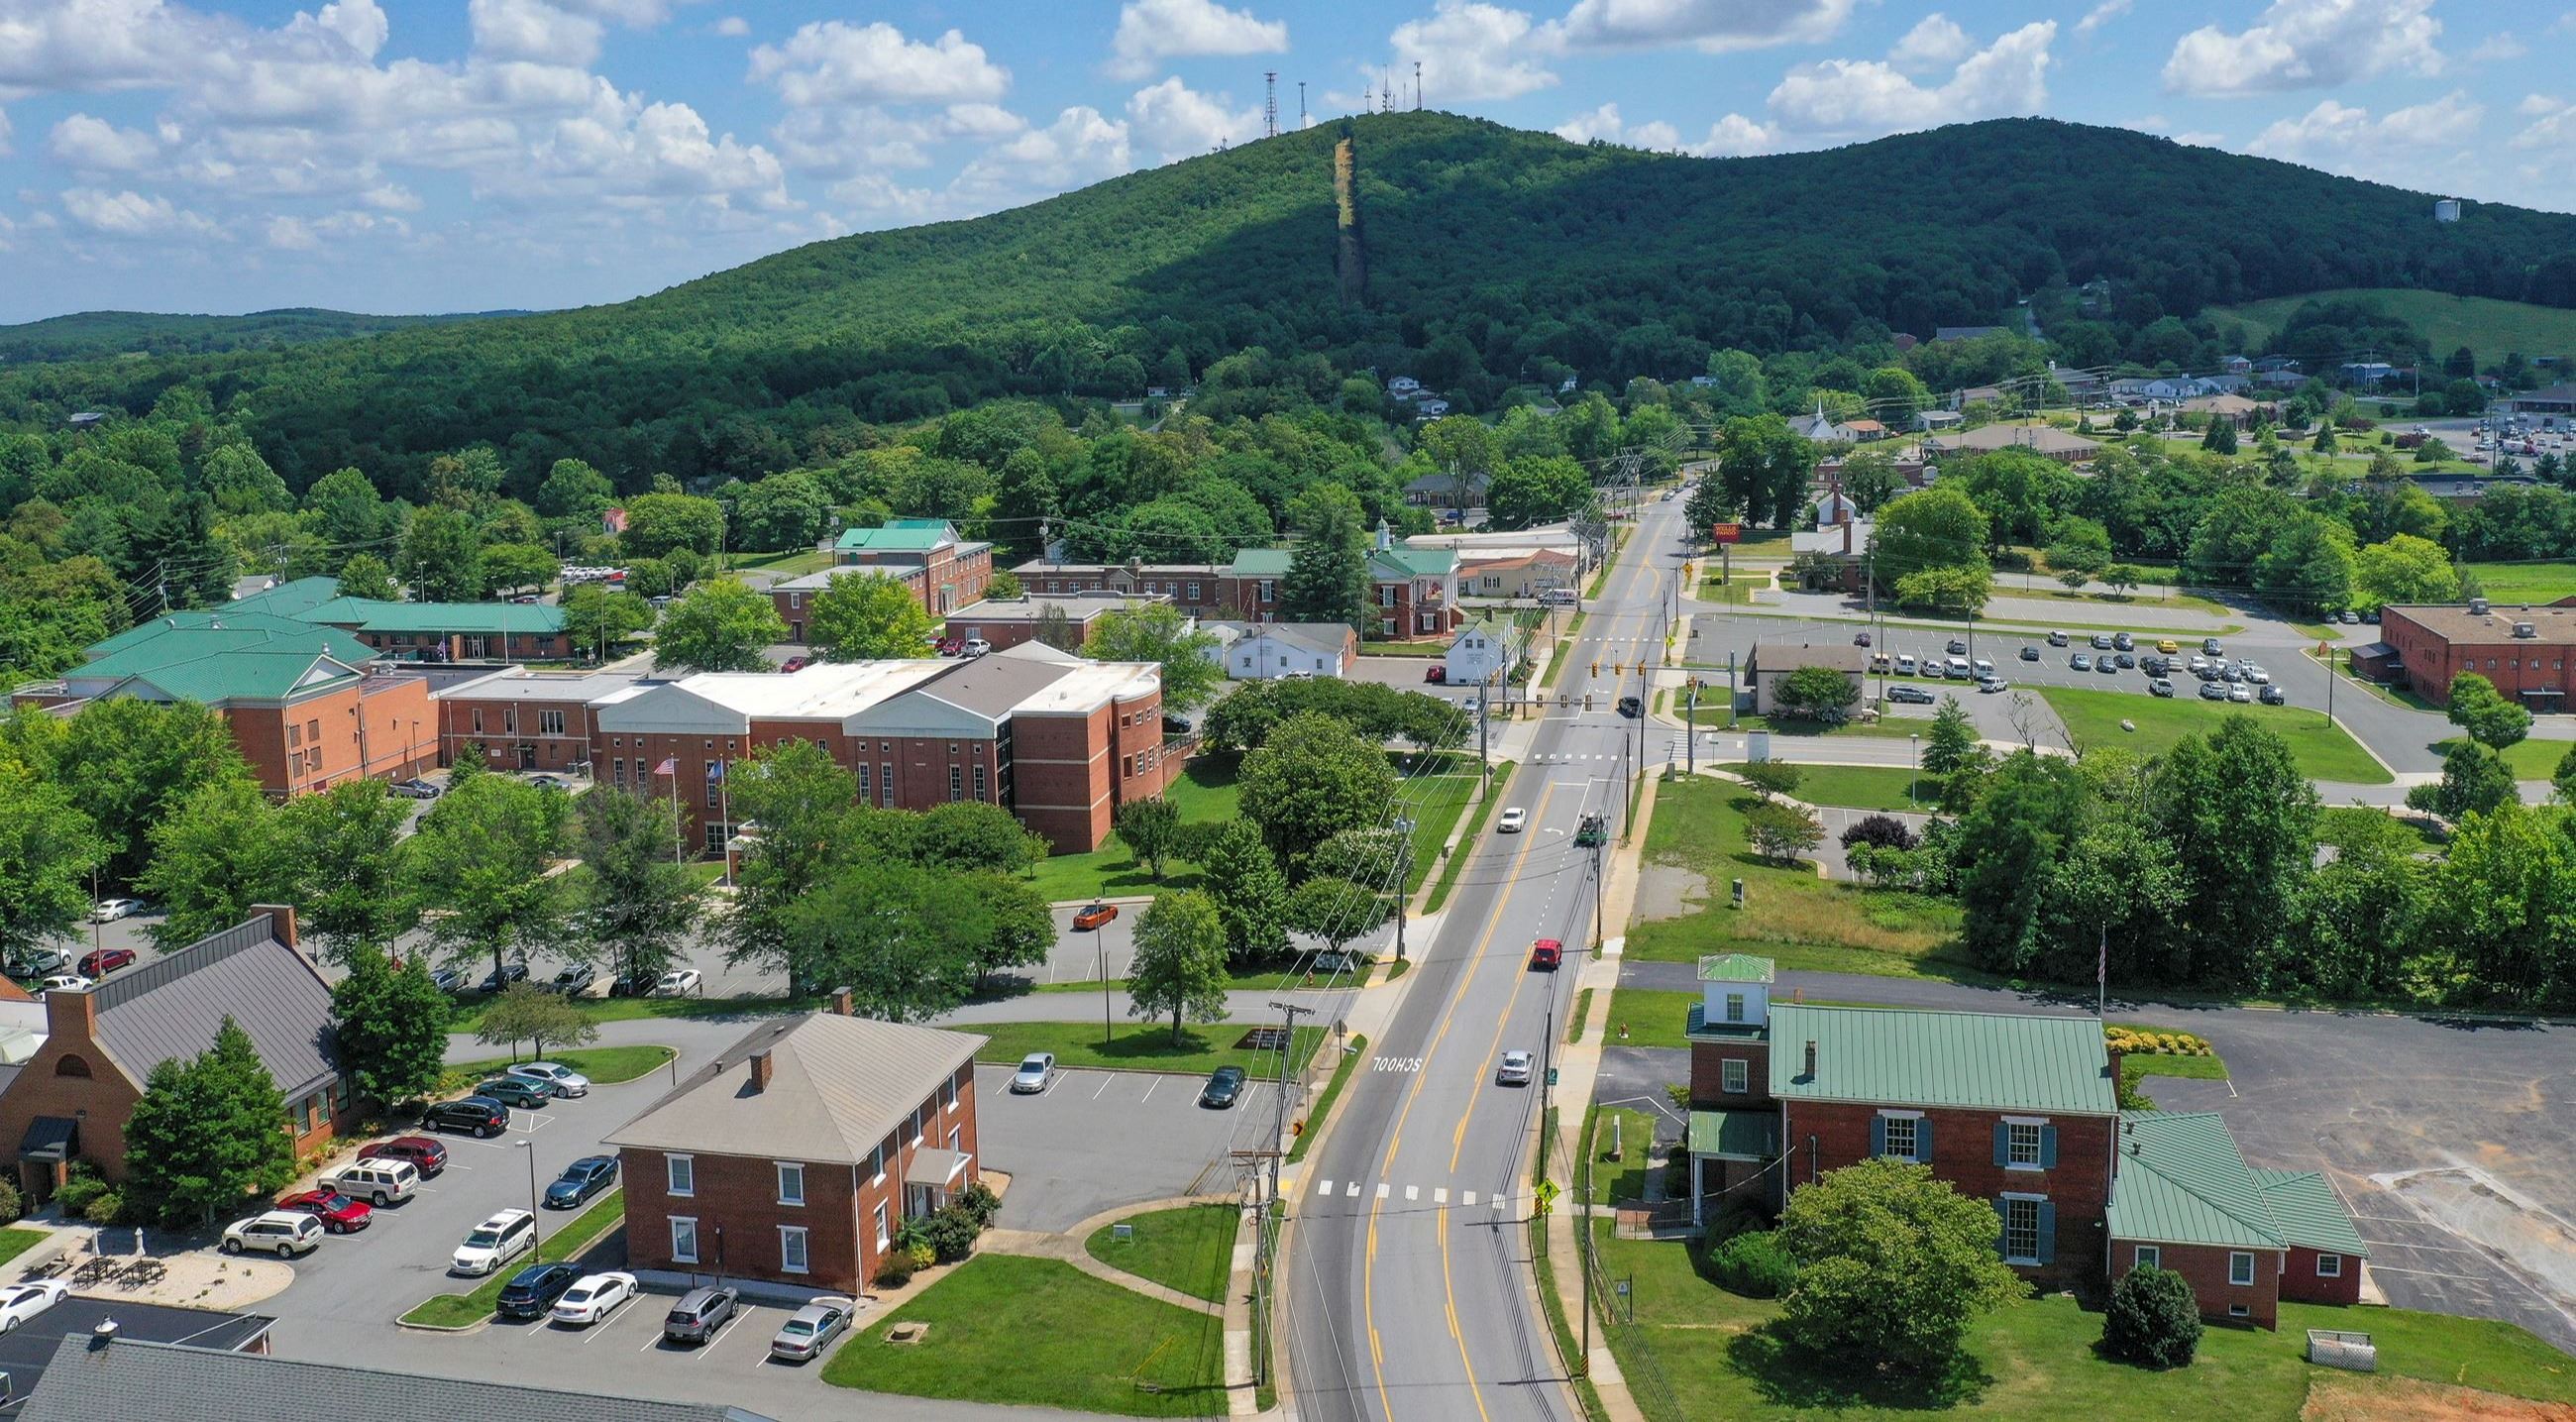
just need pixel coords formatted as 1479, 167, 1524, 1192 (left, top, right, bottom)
1139, 1078, 1159, 1104
1091, 1075, 1113, 1099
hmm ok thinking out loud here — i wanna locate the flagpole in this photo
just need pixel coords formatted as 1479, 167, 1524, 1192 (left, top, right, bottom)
665, 756, 683, 866
2096, 923, 2107, 1020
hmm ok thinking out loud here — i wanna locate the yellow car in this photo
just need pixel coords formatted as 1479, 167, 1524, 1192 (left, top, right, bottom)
2155, 639, 2181, 655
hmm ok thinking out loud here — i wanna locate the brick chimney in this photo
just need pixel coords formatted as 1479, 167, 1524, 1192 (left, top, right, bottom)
45, 981, 97, 1041
252, 903, 299, 952
748, 1049, 773, 1093
829, 987, 853, 1017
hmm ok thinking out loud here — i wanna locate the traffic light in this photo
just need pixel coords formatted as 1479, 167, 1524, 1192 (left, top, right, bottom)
1590, 661, 1599, 676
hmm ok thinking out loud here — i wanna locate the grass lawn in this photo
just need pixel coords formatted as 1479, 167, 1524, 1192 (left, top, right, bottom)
1084, 1204, 1238, 1304
1718, 711, 1924, 739
2035, 686, 2390, 784
0, 1229, 47, 1269
2463, 560, 2576, 605
1700, 575, 1771, 605
1426, 761, 1514, 912
1287, 1033, 1363, 1163
447, 991, 820, 1036
2206, 287, 2576, 363
1359, 640, 1446, 657
1625, 778, 1968, 980
971, 1021, 1323, 1077
824, 1254, 1224, 1416
1604, 988, 1701, 1049
1722, 762, 1928, 813
1588, 1219, 2576, 1421
2434, 735, 2570, 780
1031, 959, 1309, 996
400, 1189, 625, 1328
442, 1044, 676, 1092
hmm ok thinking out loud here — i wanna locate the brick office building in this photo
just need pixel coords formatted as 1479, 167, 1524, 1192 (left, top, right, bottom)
831, 520, 993, 610
430, 668, 647, 773
1013, 524, 1461, 641
2104, 1112, 2368, 1328
603, 996, 983, 1297
943, 591, 1168, 651
2376, 600, 2576, 708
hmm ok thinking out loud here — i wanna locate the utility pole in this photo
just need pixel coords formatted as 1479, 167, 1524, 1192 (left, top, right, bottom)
1298, 81, 1306, 127
1589, 826, 1604, 950
1684, 679, 1698, 775
1265, 1001, 1316, 1210
1391, 818, 1415, 961
1727, 649, 1739, 729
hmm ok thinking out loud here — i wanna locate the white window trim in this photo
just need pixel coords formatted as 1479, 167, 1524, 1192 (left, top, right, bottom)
779, 1225, 810, 1275
1878, 1110, 1922, 1162
2134, 1245, 2161, 1269
873, 1202, 891, 1253
671, 1216, 699, 1264
1998, 1191, 2047, 1266
777, 1160, 805, 1207
2228, 1251, 2257, 1286
2316, 1253, 2343, 1278
2003, 1117, 2047, 1172
666, 1153, 695, 1198
1721, 1058, 1749, 1094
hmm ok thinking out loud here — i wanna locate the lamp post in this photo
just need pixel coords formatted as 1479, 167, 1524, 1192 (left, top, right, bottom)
1095, 919, 1111, 1049
517, 1140, 543, 1251
1391, 818, 1416, 961
1909, 733, 1920, 806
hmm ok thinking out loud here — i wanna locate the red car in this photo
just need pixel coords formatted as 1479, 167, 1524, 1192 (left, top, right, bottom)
1528, 938, 1563, 971
276, 1188, 373, 1233
780, 656, 811, 673
360, 1135, 450, 1177
936, 638, 964, 657
1424, 665, 1448, 684
1071, 902, 1119, 931
77, 947, 135, 977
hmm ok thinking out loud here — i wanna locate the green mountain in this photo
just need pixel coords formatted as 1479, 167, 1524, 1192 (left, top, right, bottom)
8, 112, 2574, 492
0, 307, 525, 365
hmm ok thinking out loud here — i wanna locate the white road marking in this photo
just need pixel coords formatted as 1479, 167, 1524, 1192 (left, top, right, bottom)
1375, 1183, 1389, 1201
1492, 1197, 1507, 1212
1346, 1181, 1361, 1198
1461, 1191, 1476, 1206
1433, 1188, 1449, 1205
1138, 1077, 1159, 1104
1316, 1179, 1334, 1197
1091, 1075, 1112, 1099
1404, 1185, 1419, 1202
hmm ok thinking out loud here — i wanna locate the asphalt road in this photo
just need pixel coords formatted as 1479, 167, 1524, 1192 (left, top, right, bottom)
1285, 499, 1688, 1422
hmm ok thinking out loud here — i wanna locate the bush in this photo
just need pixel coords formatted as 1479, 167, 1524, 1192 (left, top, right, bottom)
918, 1205, 981, 1263
1707, 1229, 1798, 1299
0, 1178, 23, 1225
56, 1166, 107, 1218
908, 1241, 936, 1272
83, 1191, 124, 1227
872, 1251, 916, 1288
957, 1181, 1002, 1230
2102, 1264, 2202, 1367
1839, 814, 1919, 852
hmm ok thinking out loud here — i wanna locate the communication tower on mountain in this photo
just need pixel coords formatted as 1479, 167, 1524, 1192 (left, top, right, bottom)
1263, 71, 1277, 139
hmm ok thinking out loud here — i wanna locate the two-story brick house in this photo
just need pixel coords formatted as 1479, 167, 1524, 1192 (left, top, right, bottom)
602, 994, 984, 1297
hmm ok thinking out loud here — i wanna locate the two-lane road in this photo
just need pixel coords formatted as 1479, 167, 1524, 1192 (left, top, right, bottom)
1286, 495, 1686, 1422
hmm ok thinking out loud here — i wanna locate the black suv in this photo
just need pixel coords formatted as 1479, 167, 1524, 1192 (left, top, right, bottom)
1615, 695, 1643, 717
497, 1262, 583, 1320
665, 1286, 740, 1345
423, 1096, 509, 1139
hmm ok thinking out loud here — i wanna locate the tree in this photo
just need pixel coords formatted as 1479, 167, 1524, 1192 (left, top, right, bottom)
911, 802, 1045, 875
137, 776, 283, 949
1738, 759, 1803, 802
0, 756, 106, 968
9, 696, 251, 881
2102, 1265, 2202, 1368
1952, 751, 2089, 971
781, 861, 993, 1021
559, 584, 654, 662
1742, 798, 1823, 863
1773, 665, 1859, 723
2147, 718, 2318, 985
1920, 697, 1980, 777
653, 577, 787, 674
809, 572, 937, 662
1839, 814, 1918, 851
1280, 485, 1371, 628
2101, 564, 2145, 597
2445, 672, 2530, 750
407, 774, 572, 986
1127, 890, 1230, 1044
124, 1018, 295, 1226
579, 785, 701, 994
1684, 471, 1741, 539
535, 458, 616, 519
399, 505, 483, 602
2406, 739, 2517, 822
2421, 803, 2576, 1006
968, 872, 1055, 990
1286, 876, 1387, 959
1716, 414, 1817, 528
481, 542, 560, 597
475, 982, 602, 1058
985, 569, 1024, 600
334, 552, 399, 602
2200, 420, 2238, 455
273, 780, 413, 962
1774, 1159, 2025, 1375
1082, 603, 1223, 712
2351, 533, 2457, 610
726, 741, 864, 990
2555, 741, 2576, 805
1837, 448, 1904, 517
330, 947, 451, 1106
1201, 819, 1292, 963
2313, 424, 2338, 456
1873, 486, 1990, 590
1237, 711, 1399, 865
619, 492, 726, 559
2044, 516, 2111, 588
1114, 797, 1184, 880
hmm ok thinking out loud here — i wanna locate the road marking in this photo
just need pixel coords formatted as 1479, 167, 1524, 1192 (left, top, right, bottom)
1138, 1078, 1159, 1104
1375, 1182, 1389, 1200
2367, 1263, 2490, 1281
1091, 1075, 1112, 1099
1434, 1188, 1449, 1205
1346, 1181, 1360, 1198
1405, 1185, 1419, 1202
1316, 1179, 1334, 1197
1492, 1197, 1507, 1212
1461, 1191, 1476, 1206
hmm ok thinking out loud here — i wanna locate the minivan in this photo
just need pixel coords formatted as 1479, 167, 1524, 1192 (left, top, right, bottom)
1894, 653, 1918, 674
1945, 657, 1971, 678
1971, 658, 1993, 679
322, 1158, 420, 1207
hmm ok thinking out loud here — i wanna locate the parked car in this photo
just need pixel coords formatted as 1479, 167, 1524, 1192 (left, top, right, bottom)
1496, 1049, 1534, 1086
0, 1279, 70, 1331
2047, 631, 2070, 647
780, 656, 811, 674
1010, 1052, 1058, 1094
652, 968, 703, 997
479, 960, 530, 993
423, 1096, 510, 1139
1529, 937, 1562, 971
2202, 638, 2225, 656
1198, 1065, 1247, 1110
476, 1077, 552, 1110
509, 1061, 591, 1097
545, 1156, 619, 1209
1887, 685, 1936, 705
2112, 632, 2134, 651
428, 967, 466, 994
2260, 685, 2288, 706
2017, 646, 2039, 662
2090, 633, 2113, 650
1946, 639, 1968, 656
360, 1135, 449, 1176
2112, 653, 2135, 669
551, 1271, 638, 1327
274, 1188, 373, 1234
770, 1297, 856, 1362
1615, 695, 1643, 717
1423, 664, 1448, 684
2246, 667, 2271, 684
1922, 661, 1946, 680
2228, 685, 2255, 704
526, 775, 570, 793
1894, 653, 1918, 674
37, 975, 93, 994
665, 1284, 740, 1345
321, 1158, 420, 1206
961, 638, 992, 658
2199, 681, 2228, 701
935, 638, 963, 656
2095, 657, 2119, 675
390, 777, 441, 800
2149, 679, 2177, 698
222, 1211, 322, 1258
76, 947, 135, 977
6, 948, 67, 978
452, 1209, 538, 1275
1497, 808, 1528, 833
497, 1262, 584, 1320
2156, 640, 2181, 655
2070, 654, 2092, 670
1071, 902, 1119, 931
90, 898, 145, 923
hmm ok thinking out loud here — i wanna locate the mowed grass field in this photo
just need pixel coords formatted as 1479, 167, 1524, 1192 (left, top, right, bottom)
2204, 287, 2576, 360
2463, 561, 2576, 606
2036, 686, 2390, 783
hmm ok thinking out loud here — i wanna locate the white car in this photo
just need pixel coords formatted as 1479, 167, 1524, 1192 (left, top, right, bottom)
222, 1211, 322, 1258
90, 898, 145, 923
1497, 808, 1528, 833
551, 1270, 639, 1326
7, 948, 67, 977
1010, 1051, 1058, 1094
2246, 667, 2271, 684
961, 637, 993, 658
0, 1278, 70, 1332
1495, 1049, 1534, 1086
507, 1061, 591, 1098
38, 975, 93, 994
772, 1297, 858, 1361
452, 1208, 537, 1275
652, 968, 703, 997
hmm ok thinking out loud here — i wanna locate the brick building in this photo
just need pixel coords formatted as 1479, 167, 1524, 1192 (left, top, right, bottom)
230, 576, 571, 663
603, 996, 984, 1297
1744, 643, 1866, 715
0, 908, 348, 1201
829, 520, 992, 613
2104, 1112, 2369, 1328
1012, 525, 1461, 641
1011, 561, 1231, 620
943, 591, 1168, 651
2375, 600, 2576, 708
430, 667, 646, 773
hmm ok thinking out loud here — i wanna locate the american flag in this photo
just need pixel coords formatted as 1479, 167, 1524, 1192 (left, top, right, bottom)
654, 757, 676, 776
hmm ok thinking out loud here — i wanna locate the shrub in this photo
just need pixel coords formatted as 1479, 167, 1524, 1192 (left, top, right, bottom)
1839, 814, 1919, 852
56, 1167, 107, 1218
872, 1251, 916, 1288
918, 1205, 981, 1263
2102, 1264, 2202, 1367
0, 1178, 23, 1225
908, 1241, 935, 1272
1708, 1229, 1798, 1299
83, 1191, 124, 1227
957, 1181, 1002, 1230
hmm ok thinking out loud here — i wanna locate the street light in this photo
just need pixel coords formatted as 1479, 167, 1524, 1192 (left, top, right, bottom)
517, 1141, 543, 1251
1391, 818, 1417, 961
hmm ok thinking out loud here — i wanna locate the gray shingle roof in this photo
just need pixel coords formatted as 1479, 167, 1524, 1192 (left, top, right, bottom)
604, 1012, 986, 1166
19, 1336, 778, 1422
86, 918, 338, 1097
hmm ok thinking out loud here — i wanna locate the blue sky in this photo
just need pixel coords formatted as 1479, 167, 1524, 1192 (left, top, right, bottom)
0, 0, 2568, 323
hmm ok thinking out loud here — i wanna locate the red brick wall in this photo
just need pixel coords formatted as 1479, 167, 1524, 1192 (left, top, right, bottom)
1688, 1039, 1771, 1108
2281, 1245, 2361, 1306
1013, 707, 1114, 851
2379, 608, 2576, 707
349, 629, 564, 662
440, 694, 601, 774
222, 679, 434, 798
2112, 1239, 2281, 1328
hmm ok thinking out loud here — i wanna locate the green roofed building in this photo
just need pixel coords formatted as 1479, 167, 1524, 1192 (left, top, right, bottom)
2106, 1112, 2368, 1327
1010, 522, 1462, 641
817, 519, 993, 618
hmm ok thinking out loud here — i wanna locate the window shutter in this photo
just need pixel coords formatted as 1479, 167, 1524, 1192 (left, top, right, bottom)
1992, 1122, 2009, 1167
1915, 1118, 1935, 1164
1871, 1116, 1886, 1157
2037, 1203, 2057, 1264
2041, 1125, 2060, 1169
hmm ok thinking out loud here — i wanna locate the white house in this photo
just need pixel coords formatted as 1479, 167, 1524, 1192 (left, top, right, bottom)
1796, 402, 1855, 443
1215, 622, 1357, 680
1415, 398, 1453, 419
1444, 613, 1528, 688
1387, 376, 1422, 394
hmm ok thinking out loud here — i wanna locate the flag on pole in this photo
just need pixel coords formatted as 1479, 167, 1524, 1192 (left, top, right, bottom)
654, 757, 676, 776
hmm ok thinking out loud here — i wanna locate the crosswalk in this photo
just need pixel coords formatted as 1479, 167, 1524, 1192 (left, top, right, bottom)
1310, 1179, 1510, 1211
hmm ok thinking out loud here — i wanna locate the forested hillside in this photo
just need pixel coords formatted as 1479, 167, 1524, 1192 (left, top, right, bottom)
6, 112, 2575, 496
0, 307, 520, 365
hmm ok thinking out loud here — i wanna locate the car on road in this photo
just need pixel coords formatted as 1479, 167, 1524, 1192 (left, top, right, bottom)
77, 947, 136, 977
2047, 631, 2070, 647
1574, 812, 1609, 847
479, 959, 530, 993
1497, 807, 1528, 833
0, 1279, 70, 1332
2199, 681, 2228, 701
780, 656, 811, 674
652, 968, 703, 997
551, 1271, 639, 1327
1010, 1052, 1059, 1094
2018, 646, 2039, 661
90, 898, 146, 923
509, 1061, 591, 1098
423, 1096, 510, 1139
1423, 664, 1447, 683
2148, 678, 2176, 697
2228, 685, 2255, 704
770, 1298, 856, 1362
1198, 1065, 1247, 1110
38, 975, 93, 994
1529, 937, 1563, 971
2260, 685, 2288, 706
390, 777, 441, 799
1852, 630, 1871, 647
1887, 686, 1935, 705
275, 1188, 373, 1234
1615, 695, 1644, 717
222, 1211, 321, 1258
453, 1209, 538, 1275
477, 1077, 553, 1110
546, 1156, 620, 1209
359, 1135, 449, 1176
1071, 902, 1119, 931
320, 1158, 419, 1206
497, 1262, 584, 1320
1457, 696, 1481, 717
2069, 653, 2092, 670
1496, 1049, 1534, 1086
664, 1284, 739, 1345
527, 775, 572, 793
1894, 654, 1918, 674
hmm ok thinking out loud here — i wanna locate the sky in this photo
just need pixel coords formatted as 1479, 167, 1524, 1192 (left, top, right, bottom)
0, 0, 2570, 323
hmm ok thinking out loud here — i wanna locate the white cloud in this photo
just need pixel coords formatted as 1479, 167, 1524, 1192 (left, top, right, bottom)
1553, 102, 1679, 150
48, 113, 163, 170
362, 181, 421, 210
1126, 77, 1263, 163
1545, 0, 1853, 54
1888, 14, 1971, 73
2163, 0, 2440, 97
2467, 34, 2527, 62
747, 22, 1009, 108
469, 0, 604, 65
0, 107, 12, 158
306, 0, 387, 58
2248, 91, 2483, 173
266, 213, 319, 249
1108, 0, 1286, 80
2075, 0, 2129, 36
2510, 95, 2575, 151
768, 103, 1027, 175
60, 186, 216, 236
1695, 112, 1784, 156
950, 104, 1132, 207
711, 16, 747, 38
509, 93, 789, 210
1770, 21, 2054, 133
1386, 2, 1556, 103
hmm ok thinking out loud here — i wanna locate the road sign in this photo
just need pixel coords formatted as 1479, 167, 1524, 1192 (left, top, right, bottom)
1532, 1178, 1560, 1217
1546, 1067, 1559, 1086
1711, 522, 1741, 544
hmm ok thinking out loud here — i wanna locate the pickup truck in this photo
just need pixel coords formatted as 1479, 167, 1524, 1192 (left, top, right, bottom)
1573, 813, 1608, 848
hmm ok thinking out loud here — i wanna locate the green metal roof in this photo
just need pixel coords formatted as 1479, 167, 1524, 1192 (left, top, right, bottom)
1698, 954, 1775, 983
225, 575, 346, 617
303, 597, 565, 635
1373, 546, 1458, 578
1688, 1109, 1780, 1161
2104, 1113, 2285, 1251
2253, 1168, 2370, 1258
1227, 549, 1294, 577
836, 523, 954, 552
75, 616, 377, 704
84, 610, 324, 661
112, 652, 360, 704
1768, 1004, 2116, 1115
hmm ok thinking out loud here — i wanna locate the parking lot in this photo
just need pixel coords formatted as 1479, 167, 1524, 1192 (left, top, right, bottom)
976, 1061, 1279, 1232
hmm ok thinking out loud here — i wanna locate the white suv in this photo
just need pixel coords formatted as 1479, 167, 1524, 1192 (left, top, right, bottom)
222, 1212, 322, 1258
452, 1208, 537, 1275
321, 1158, 420, 1206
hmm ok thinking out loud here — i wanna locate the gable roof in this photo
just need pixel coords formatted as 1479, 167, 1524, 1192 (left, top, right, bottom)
1228, 548, 1294, 578
836, 522, 956, 553
1372, 545, 1457, 579
71, 614, 376, 704
2252, 1168, 2370, 1258
2104, 1112, 2282, 1251
1698, 953, 1774, 983
225, 575, 346, 618
1769, 1004, 2116, 1115
605, 1012, 984, 1166
83, 916, 339, 1098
